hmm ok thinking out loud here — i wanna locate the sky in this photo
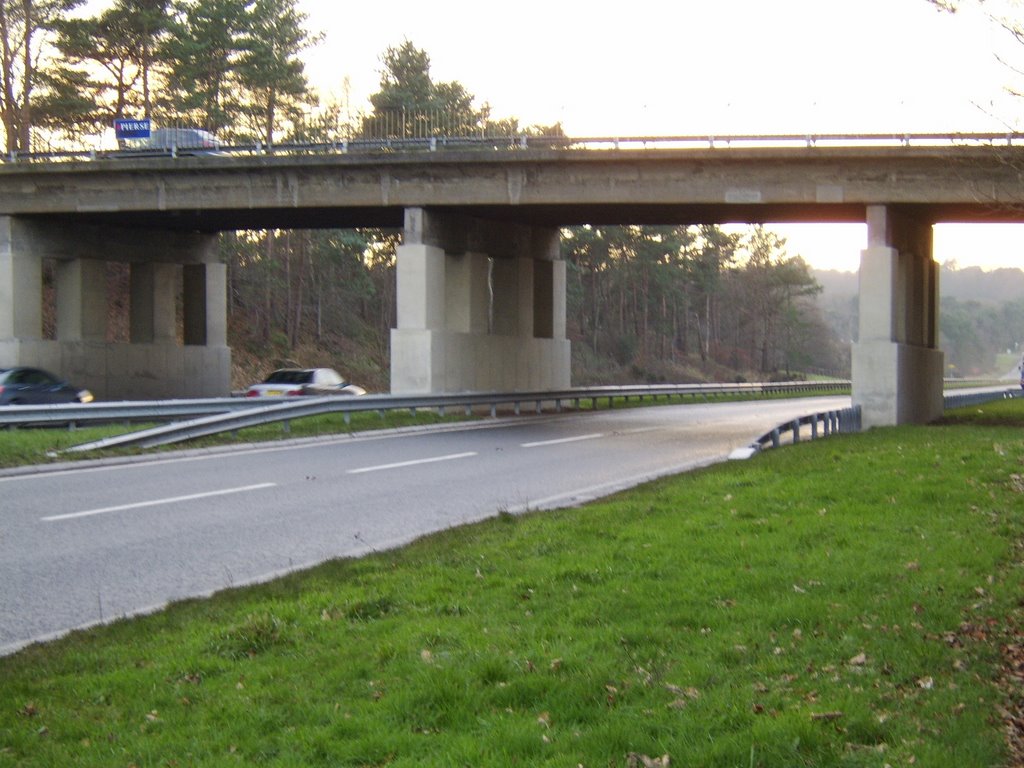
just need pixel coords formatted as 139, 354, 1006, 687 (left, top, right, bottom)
297, 0, 1024, 273
83, 0, 1024, 272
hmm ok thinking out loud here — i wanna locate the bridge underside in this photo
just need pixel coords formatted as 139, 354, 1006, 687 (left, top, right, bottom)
24, 200, 1024, 234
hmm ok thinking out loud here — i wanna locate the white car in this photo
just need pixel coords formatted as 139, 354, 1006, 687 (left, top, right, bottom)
245, 368, 366, 398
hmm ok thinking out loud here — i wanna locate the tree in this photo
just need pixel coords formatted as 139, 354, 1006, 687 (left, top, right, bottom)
363, 40, 481, 138
235, 0, 319, 145
686, 225, 739, 362
160, 0, 251, 131
729, 227, 822, 373
0, 0, 83, 153
50, 0, 171, 130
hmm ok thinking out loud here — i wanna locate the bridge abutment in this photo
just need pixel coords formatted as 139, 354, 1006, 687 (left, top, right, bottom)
0, 216, 230, 400
852, 205, 943, 427
390, 208, 570, 393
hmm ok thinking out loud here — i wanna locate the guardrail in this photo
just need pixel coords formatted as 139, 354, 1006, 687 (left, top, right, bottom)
730, 405, 862, 460
730, 385, 1021, 460
942, 388, 1021, 410
0, 380, 850, 434
7, 132, 1024, 164
14, 380, 848, 453
0, 396, 272, 429
758, 406, 862, 448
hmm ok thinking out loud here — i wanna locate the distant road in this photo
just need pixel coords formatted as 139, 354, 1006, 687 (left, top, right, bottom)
0, 396, 847, 655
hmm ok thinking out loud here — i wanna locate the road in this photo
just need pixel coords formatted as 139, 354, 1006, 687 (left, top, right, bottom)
0, 395, 848, 655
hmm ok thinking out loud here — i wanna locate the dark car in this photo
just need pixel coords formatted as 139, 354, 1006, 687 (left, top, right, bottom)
245, 368, 366, 398
0, 367, 93, 405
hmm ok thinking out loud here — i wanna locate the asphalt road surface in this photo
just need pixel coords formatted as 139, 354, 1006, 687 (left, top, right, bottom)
0, 395, 848, 655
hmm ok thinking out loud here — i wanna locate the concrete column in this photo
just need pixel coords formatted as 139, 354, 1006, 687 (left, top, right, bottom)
491, 257, 521, 337
516, 257, 536, 338
551, 259, 567, 340
533, 260, 554, 339
445, 251, 489, 334
391, 208, 570, 394
852, 206, 943, 427
395, 242, 446, 331
184, 262, 227, 346
130, 262, 177, 344
0, 217, 43, 348
56, 259, 107, 341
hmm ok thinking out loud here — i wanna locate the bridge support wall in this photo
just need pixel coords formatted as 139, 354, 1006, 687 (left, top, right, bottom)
0, 216, 229, 400
852, 205, 943, 427
391, 208, 570, 393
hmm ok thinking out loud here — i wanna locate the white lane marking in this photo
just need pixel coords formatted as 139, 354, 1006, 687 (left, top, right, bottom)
347, 451, 477, 475
42, 483, 277, 522
0, 419, 535, 484
521, 433, 603, 448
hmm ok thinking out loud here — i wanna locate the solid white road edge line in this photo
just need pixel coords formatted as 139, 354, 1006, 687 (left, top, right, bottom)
347, 451, 477, 474
520, 433, 604, 448
42, 483, 278, 522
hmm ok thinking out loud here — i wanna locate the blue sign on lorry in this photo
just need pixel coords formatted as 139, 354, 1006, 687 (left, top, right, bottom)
114, 119, 151, 140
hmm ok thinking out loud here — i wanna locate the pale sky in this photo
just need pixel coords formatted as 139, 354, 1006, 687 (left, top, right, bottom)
297, 0, 1024, 273
83, 0, 1024, 272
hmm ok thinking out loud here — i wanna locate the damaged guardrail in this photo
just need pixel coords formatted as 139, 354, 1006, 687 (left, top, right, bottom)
48, 380, 849, 453
0, 380, 849, 433
730, 405, 862, 460
729, 386, 1021, 460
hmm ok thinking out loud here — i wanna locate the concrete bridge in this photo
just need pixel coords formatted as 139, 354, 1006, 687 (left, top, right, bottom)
1, 139, 1022, 427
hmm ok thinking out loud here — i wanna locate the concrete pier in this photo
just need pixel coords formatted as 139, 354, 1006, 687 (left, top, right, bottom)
852, 206, 944, 428
0, 217, 229, 399
390, 208, 570, 393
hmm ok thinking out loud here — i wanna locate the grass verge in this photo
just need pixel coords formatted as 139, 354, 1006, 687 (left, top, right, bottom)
2, 399, 1023, 765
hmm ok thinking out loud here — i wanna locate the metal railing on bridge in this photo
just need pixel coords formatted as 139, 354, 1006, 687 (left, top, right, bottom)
7, 131, 1024, 164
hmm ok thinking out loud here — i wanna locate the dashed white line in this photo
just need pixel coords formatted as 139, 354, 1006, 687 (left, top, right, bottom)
42, 483, 278, 522
521, 433, 604, 448
347, 451, 477, 474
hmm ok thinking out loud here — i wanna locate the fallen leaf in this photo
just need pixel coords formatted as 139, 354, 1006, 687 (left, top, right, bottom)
849, 652, 868, 666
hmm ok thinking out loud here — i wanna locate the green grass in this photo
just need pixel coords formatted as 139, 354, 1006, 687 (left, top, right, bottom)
2, 399, 1022, 766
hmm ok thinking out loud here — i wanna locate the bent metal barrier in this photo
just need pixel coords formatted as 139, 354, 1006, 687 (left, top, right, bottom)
0, 380, 851, 452
731, 386, 1021, 460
